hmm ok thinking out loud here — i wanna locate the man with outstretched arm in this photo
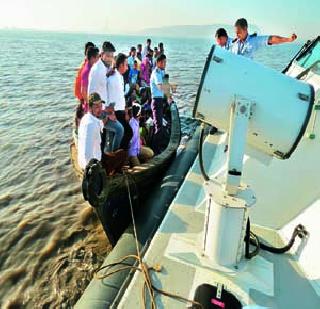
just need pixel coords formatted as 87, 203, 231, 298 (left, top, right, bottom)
231, 18, 297, 59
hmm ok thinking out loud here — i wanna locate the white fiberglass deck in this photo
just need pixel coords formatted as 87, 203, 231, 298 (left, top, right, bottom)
118, 131, 320, 308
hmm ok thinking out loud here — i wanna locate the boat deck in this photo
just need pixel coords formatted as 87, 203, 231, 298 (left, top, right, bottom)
117, 133, 320, 308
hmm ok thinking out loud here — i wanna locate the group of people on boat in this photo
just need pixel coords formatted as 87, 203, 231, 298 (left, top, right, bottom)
215, 18, 297, 59
73, 17, 296, 174
74, 39, 173, 174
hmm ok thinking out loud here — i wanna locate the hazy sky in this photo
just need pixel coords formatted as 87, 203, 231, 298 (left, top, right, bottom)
0, 0, 319, 39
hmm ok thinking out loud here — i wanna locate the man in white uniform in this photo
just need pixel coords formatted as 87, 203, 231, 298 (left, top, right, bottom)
215, 28, 233, 50
231, 18, 297, 59
77, 93, 107, 169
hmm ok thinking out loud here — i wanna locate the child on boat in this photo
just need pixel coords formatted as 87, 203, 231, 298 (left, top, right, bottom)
128, 103, 154, 167
129, 60, 140, 88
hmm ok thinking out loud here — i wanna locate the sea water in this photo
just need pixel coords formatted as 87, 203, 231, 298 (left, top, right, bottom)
0, 29, 301, 308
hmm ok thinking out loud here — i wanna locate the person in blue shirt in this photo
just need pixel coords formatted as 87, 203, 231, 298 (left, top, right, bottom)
231, 18, 297, 59
129, 60, 140, 87
215, 28, 233, 50
150, 54, 166, 154
128, 46, 136, 69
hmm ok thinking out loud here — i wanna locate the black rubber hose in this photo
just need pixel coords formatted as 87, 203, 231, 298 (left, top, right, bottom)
199, 125, 210, 181
248, 219, 308, 255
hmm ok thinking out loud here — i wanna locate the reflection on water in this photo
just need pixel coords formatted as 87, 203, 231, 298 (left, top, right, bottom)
0, 29, 300, 308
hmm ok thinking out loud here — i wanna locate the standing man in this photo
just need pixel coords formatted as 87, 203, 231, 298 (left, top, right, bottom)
128, 46, 137, 69
88, 41, 116, 103
150, 54, 166, 154
129, 60, 140, 87
158, 42, 164, 55
137, 44, 143, 61
103, 41, 116, 74
215, 28, 233, 50
142, 38, 152, 58
107, 53, 133, 150
231, 18, 297, 59
77, 93, 106, 170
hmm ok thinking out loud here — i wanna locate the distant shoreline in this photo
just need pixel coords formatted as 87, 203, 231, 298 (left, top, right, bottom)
0, 26, 308, 43
0, 23, 259, 39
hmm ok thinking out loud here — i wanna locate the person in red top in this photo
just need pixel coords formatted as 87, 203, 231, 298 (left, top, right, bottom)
80, 46, 100, 112
74, 42, 95, 103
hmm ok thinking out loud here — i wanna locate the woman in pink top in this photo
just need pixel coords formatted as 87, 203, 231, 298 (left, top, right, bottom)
140, 54, 152, 87
80, 46, 100, 112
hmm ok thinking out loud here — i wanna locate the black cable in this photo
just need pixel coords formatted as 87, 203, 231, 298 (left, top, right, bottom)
199, 125, 210, 181
254, 224, 307, 254
247, 218, 308, 256
199, 120, 309, 257
245, 218, 260, 259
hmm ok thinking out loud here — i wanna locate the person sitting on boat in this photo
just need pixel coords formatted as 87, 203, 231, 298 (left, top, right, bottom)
77, 93, 108, 170
88, 41, 116, 104
215, 28, 233, 50
107, 53, 133, 151
231, 18, 297, 59
74, 41, 94, 106
150, 53, 168, 154
103, 102, 124, 153
129, 103, 154, 167
80, 46, 100, 112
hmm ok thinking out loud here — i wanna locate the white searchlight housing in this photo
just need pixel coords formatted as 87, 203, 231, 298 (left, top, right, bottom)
193, 46, 315, 269
194, 46, 314, 159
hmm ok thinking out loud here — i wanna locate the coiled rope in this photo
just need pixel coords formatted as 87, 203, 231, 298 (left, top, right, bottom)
95, 172, 203, 309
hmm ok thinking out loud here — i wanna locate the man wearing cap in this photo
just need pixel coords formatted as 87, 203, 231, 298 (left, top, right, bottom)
77, 93, 107, 170
215, 28, 233, 50
88, 41, 116, 103
231, 18, 297, 59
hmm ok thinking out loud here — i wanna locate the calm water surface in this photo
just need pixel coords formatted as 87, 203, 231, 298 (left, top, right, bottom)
0, 29, 301, 308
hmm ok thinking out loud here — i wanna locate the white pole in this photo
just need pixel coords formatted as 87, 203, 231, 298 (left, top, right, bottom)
203, 98, 255, 267
226, 98, 252, 195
